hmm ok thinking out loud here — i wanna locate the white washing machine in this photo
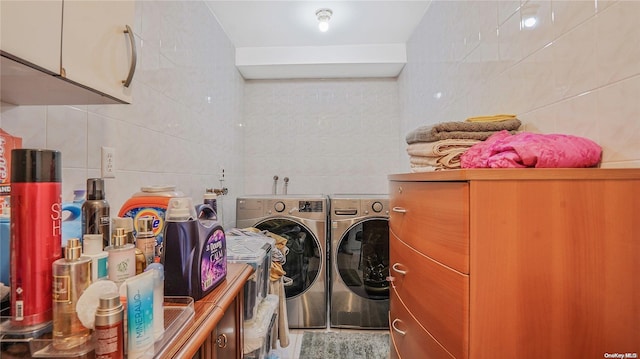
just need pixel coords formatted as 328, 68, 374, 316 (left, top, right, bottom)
236, 195, 328, 329
329, 194, 389, 329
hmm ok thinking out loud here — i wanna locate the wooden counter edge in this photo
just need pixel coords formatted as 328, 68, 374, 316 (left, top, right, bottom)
389, 168, 640, 182
158, 263, 254, 359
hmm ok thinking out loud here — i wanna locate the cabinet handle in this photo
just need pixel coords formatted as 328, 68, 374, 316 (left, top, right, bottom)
392, 263, 407, 276
391, 319, 407, 336
216, 333, 228, 348
392, 207, 407, 214
123, 24, 137, 88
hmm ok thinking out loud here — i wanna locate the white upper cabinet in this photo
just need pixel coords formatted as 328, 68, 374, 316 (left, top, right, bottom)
0, 0, 136, 105
0, 1, 62, 74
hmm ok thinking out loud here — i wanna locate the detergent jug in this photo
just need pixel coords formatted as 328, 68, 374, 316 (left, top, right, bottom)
162, 197, 226, 300
118, 185, 183, 257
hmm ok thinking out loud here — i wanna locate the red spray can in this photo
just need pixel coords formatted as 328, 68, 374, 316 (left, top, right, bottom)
10, 149, 62, 327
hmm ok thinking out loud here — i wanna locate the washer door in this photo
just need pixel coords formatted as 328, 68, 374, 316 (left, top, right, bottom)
336, 218, 389, 300
255, 217, 321, 299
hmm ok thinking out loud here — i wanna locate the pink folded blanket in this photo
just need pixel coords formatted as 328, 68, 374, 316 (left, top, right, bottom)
460, 130, 602, 168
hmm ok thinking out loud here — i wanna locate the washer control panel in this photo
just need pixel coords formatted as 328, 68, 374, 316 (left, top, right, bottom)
299, 200, 324, 212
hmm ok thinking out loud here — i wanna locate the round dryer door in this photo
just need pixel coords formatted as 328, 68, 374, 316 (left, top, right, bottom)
336, 218, 389, 300
255, 218, 321, 299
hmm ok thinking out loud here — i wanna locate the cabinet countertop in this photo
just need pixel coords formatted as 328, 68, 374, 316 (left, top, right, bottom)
157, 262, 253, 359
389, 168, 640, 181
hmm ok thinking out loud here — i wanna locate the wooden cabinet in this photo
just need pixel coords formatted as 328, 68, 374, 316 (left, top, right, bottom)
388, 169, 640, 359
0, 0, 135, 105
158, 263, 253, 358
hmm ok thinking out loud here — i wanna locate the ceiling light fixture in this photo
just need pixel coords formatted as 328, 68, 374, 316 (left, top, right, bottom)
316, 8, 332, 32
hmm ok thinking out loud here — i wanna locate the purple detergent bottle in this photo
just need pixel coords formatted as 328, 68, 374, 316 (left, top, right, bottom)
162, 197, 226, 300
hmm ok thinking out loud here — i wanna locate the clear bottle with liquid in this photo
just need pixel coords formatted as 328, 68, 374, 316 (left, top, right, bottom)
52, 238, 92, 350
136, 216, 157, 266
105, 228, 136, 288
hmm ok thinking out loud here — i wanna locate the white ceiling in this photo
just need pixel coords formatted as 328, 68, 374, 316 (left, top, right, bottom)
205, 1, 432, 79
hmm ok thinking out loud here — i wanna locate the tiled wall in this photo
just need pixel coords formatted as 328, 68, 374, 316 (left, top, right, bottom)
0, 1, 244, 227
242, 79, 401, 195
399, 0, 640, 170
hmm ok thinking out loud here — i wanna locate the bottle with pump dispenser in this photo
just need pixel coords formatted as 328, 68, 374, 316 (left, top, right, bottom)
136, 216, 157, 266
82, 178, 110, 248
52, 238, 92, 350
162, 197, 226, 300
105, 228, 136, 288
94, 292, 124, 359
113, 217, 147, 274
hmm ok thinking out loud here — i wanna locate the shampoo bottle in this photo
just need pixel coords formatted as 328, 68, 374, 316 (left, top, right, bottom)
105, 228, 136, 288
52, 238, 92, 350
82, 178, 110, 248
144, 262, 165, 341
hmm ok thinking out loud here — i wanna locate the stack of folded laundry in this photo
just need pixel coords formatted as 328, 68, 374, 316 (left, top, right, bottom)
405, 114, 522, 172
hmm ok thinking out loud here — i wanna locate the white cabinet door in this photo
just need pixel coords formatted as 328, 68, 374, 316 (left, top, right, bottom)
61, 0, 135, 103
0, 0, 63, 74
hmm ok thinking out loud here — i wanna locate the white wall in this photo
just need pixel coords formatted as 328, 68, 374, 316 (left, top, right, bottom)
0, 1, 244, 227
399, 0, 640, 170
242, 79, 401, 196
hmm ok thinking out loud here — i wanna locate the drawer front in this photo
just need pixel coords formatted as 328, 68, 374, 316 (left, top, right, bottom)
390, 290, 454, 359
389, 233, 469, 359
389, 181, 469, 273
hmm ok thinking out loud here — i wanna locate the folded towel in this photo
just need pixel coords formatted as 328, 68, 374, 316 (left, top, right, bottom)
460, 130, 602, 168
407, 139, 480, 157
410, 164, 439, 173
410, 150, 465, 170
406, 118, 521, 144
465, 114, 517, 123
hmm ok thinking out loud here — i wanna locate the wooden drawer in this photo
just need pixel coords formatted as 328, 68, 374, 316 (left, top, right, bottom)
389, 232, 469, 359
389, 181, 469, 273
390, 289, 454, 359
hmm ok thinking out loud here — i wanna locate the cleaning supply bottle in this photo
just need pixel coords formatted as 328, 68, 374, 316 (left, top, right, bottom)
82, 178, 110, 248
162, 197, 226, 300
62, 188, 85, 248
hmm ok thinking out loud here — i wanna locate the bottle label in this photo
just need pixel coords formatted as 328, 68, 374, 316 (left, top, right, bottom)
97, 257, 108, 280
52, 275, 71, 302
201, 228, 226, 291
95, 322, 124, 358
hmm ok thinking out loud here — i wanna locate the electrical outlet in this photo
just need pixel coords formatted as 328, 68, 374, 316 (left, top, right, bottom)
101, 146, 116, 178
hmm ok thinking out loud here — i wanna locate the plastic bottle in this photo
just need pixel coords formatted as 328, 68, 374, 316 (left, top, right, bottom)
62, 188, 85, 248
82, 234, 108, 282
105, 228, 136, 288
113, 217, 147, 274
82, 178, 110, 248
162, 197, 226, 300
144, 262, 165, 341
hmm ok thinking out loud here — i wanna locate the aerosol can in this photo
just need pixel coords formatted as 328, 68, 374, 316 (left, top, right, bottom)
161, 197, 226, 300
